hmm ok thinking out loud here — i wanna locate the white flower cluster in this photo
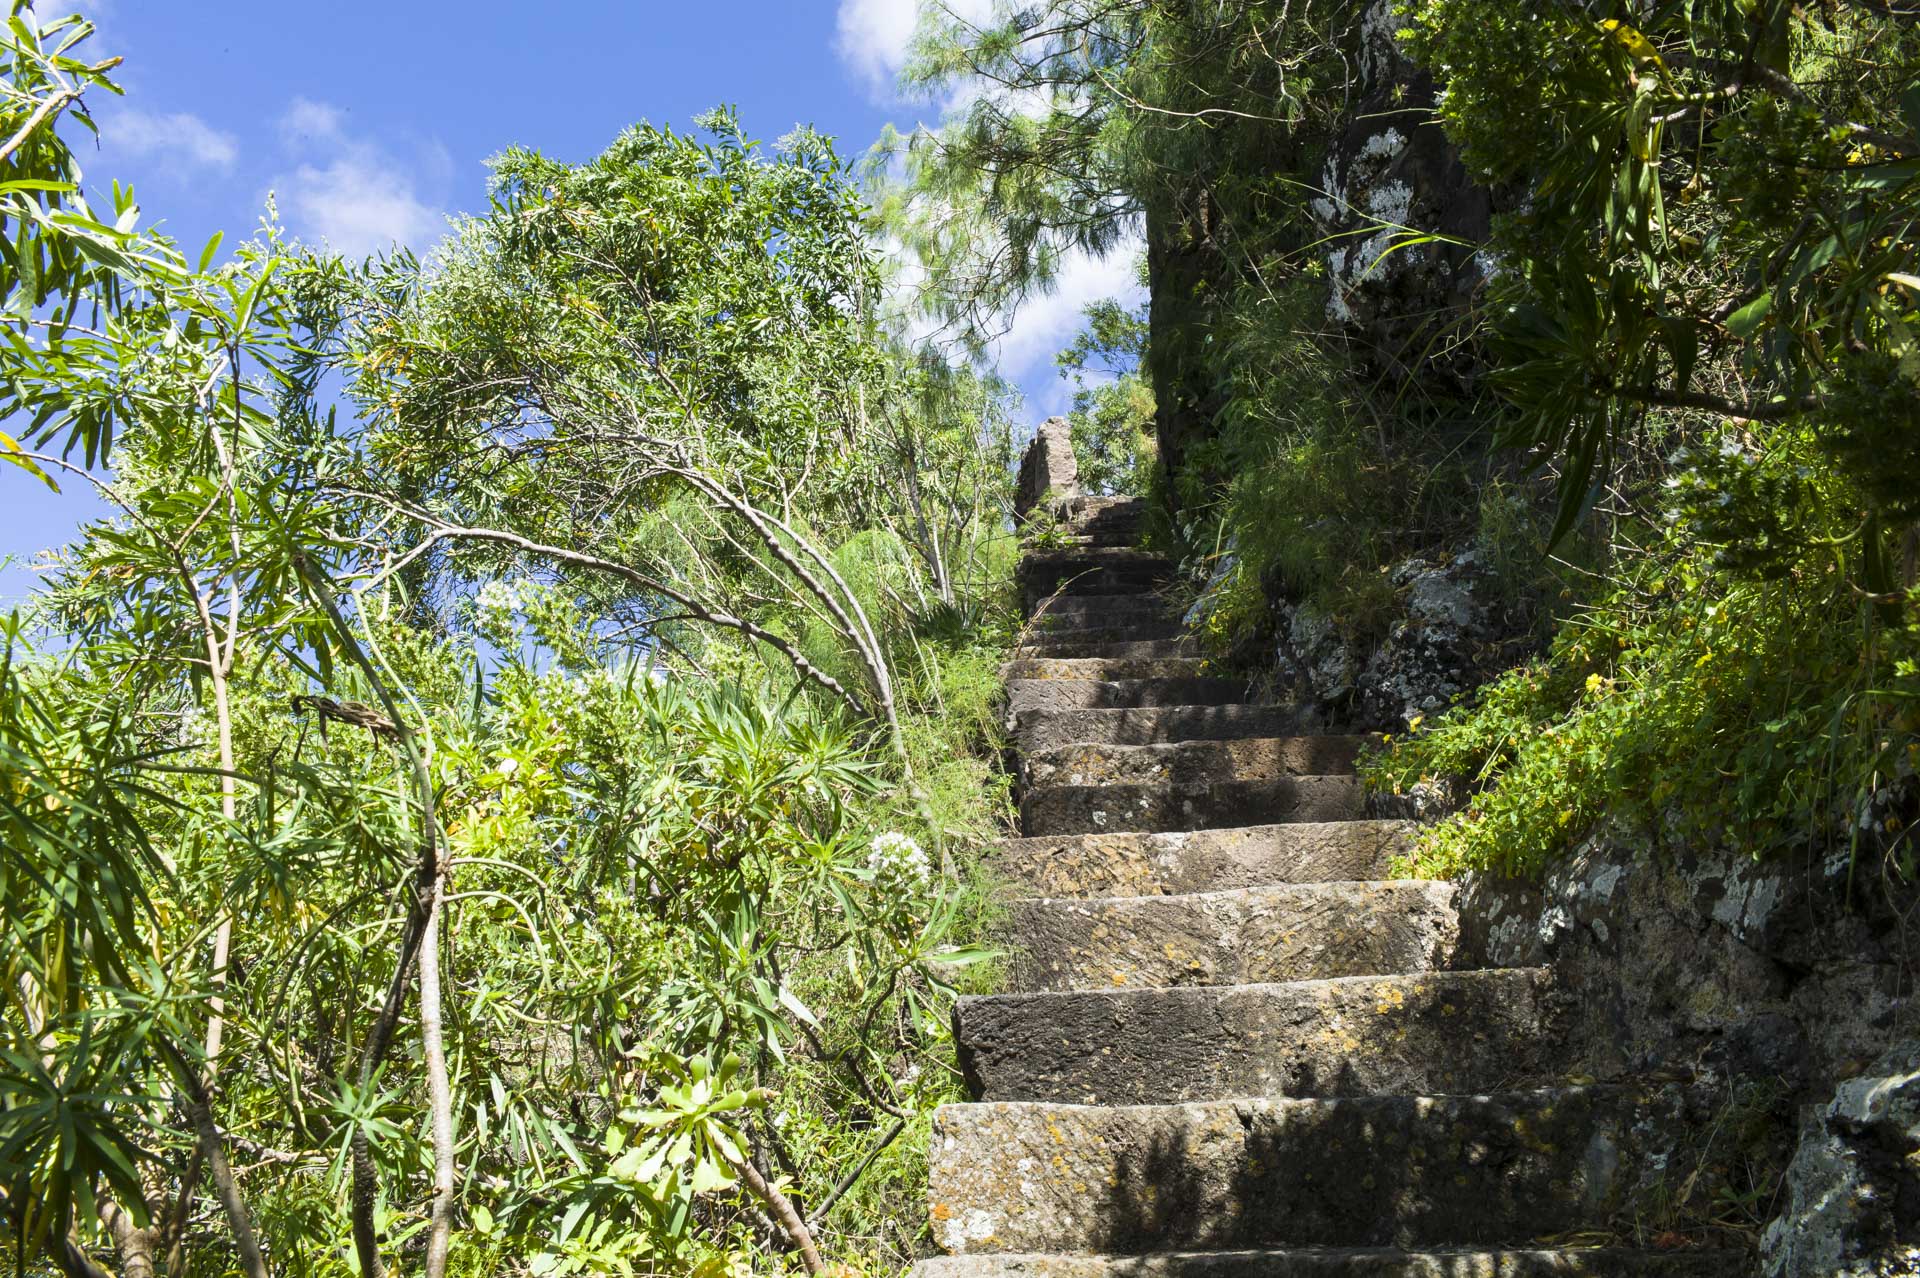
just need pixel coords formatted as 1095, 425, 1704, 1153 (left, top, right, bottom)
866, 831, 930, 886
475, 579, 522, 643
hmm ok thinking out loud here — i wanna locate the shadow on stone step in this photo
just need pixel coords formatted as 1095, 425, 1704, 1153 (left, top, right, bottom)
932, 1086, 1745, 1257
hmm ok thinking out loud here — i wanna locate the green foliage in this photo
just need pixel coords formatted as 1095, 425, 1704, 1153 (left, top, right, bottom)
1403, 0, 1920, 553
1055, 298, 1156, 496
0, 22, 1022, 1274
1366, 466, 1917, 880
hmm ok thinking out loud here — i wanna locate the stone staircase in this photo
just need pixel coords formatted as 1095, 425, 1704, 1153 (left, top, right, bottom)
918, 494, 1746, 1278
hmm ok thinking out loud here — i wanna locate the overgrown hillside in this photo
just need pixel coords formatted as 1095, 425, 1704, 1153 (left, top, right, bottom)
895, 0, 1920, 884
4, 0, 1920, 1275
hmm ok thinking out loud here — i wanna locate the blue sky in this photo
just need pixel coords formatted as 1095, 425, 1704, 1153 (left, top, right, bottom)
2, 0, 1140, 603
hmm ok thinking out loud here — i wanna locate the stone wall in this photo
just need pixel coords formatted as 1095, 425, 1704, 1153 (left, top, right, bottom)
1312, 0, 1493, 379
1450, 827, 1918, 1273
1262, 545, 1526, 734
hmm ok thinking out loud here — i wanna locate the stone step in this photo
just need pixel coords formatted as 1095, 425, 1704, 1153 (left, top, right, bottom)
1030, 594, 1177, 624
1054, 530, 1145, 549
1013, 638, 1199, 661
954, 968, 1564, 1105
1007, 678, 1248, 717
1000, 881, 1458, 993
1003, 657, 1212, 684
987, 822, 1412, 898
915, 1249, 1747, 1278
1013, 705, 1324, 752
1028, 547, 1171, 568
1024, 738, 1367, 789
1024, 568, 1175, 609
1059, 495, 1148, 527
1022, 618, 1187, 647
1021, 777, 1364, 836
927, 1085, 1718, 1254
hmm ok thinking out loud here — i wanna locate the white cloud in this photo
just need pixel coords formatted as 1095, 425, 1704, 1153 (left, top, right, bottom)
278, 97, 345, 146
988, 231, 1146, 415
103, 108, 237, 172
836, 0, 996, 99
268, 99, 445, 258
276, 157, 442, 259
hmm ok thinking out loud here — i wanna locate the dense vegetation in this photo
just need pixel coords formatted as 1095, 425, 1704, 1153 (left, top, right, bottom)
4, 0, 1918, 1274
0, 9, 1016, 1276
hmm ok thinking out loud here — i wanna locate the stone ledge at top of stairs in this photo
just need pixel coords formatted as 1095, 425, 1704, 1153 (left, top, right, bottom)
1021, 776, 1365, 836
1000, 880, 1458, 992
1008, 678, 1250, 716
927, 1085, 1729, 1255
985, 822, 1412, 898
953, 968, 1568, 1106
1011, 706, 1326, 752
912, 1248, 1748, 1278
1054, 494, 1148, 525
1023, 738, 1368, 789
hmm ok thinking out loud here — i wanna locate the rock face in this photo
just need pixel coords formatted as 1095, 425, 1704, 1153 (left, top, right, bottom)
1455, 829, 1920, 1274
1313, 0, 1493, 377
918, 468, 1747, 1277
1454, 830, 1912, 1088
1271, 550, 1512, 732
1761, 1042, 1920, 1277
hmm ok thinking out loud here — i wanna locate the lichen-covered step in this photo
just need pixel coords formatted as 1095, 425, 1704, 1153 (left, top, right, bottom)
1001, 881, 1457, 992
1056, 495, 1147, 531
954, 968, 1567, 1104
987, 822, 1411, 898
1021, 618, 1187, 648
1052, 528, 1148, 548
1004, 657, 1214, 683
1014, 637, 1199, 661
1008, 678, 1249, 716
1021, 554, 1175, 606
1024, 738, 1367, 789
1029, 594, 1176, 625
915, 1248, 1748, 1277
1011, 705, 1323, 751
1021, 776, 1364, 835
927, 1086, 1724, 1254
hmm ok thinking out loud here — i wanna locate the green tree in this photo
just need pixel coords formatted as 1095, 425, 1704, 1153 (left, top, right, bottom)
1054, 297, 1154, 494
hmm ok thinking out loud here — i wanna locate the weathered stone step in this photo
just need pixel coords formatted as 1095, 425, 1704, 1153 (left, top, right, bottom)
1003, 657, 1211, 683
1030, 594, 1176, 624
1023, 619, 1186, 648
1024, 738, 1366, 788
1021, 776, 1364, 835
987, 822, 1411, 898
1058, 495, 1147, 527
1007, 678, 1247, 717
1013, 637, 1198, 661
1013, 705, 1323, 751
1028, 547, 1170, 568
1000, 881, 1457, 993
928, 1086, 1716, 1254
915, 1249, 1747, 1278
1023, 567, 1174, 608
1054, 530, 1146, 549
954, 968, 1563, 1104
